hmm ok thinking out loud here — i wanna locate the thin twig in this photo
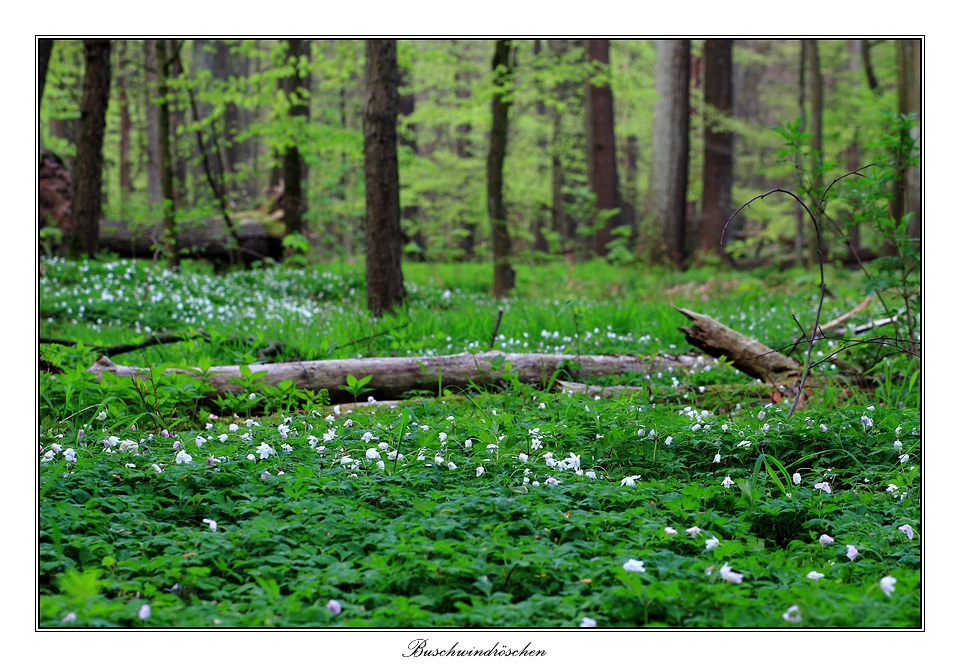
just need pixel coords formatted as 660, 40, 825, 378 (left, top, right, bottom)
488, 309, 504, 351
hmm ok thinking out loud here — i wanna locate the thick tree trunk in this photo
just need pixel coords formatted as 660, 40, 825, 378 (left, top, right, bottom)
38, 39, 54, 116
156, 39, 178, 268
648, 39, 690, 266
489, 40, 516, 297
363, 39, 406, 317
67, 39, 111, 259
698, 39, 734, 259
88, 350, 704, 404
584, 39, 622, 257
283, 39, 309, 237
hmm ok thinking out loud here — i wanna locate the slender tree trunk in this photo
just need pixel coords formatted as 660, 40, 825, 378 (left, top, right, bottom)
38, 39, 54, 117
488, 40, 515, 297
806, 39, 824, 266
845, 40, 862, 252
897, 39, 921, 242
698, 39, 734, 259
117, 41, 133, 196
794, 40, 807, 266
156, 39, 178, 268
143, 40, 162, 204
584, 39, 622, 257
531, 39, 550, 253
67, 39, 111, 259
363, 39, 406, 317
861, 39, 880, 92
398, 66, 426, 261
453, 42, 479, 260
622, 134, 639, 240
647, 39, 690, 266
283, 38, 308, 237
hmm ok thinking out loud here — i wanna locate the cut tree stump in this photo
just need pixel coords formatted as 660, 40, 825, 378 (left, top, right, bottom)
675, 307, 803, 389
87, 350, 705, 404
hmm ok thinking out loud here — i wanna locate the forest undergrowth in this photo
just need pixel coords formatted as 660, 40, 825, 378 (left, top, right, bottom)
38, 258, 920, 627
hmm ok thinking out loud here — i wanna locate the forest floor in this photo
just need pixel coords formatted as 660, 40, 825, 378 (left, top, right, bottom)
38, 257, 920, 627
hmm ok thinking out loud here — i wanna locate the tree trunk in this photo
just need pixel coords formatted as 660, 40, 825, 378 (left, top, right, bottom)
622, 134, 639, 241
897, 39, 921, 242
861, 39, 880, 92
806, 39, 824, 266
38, 39, 54, 116
363, 39, 406, 317
117, 41, 133, 198
67, 39, 111, 259
398, 66, 426, 261
794, 40, 807, 266
453, 43, 479, 260
698, 39, 734, 259
647, 39, 690, 266
584, 39, 622, 257
143, 40, 162, 205
156, 39, 178, 268
89, 350, 704, 404
283, 38, 308, 237
488, 39, 515, 297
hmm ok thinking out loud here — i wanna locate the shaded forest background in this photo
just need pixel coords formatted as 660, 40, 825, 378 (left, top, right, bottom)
38, 39, 920, 279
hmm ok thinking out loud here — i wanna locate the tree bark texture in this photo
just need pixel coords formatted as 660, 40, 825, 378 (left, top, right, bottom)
88, 350, 704, 404
584, 39, 622, 257
698, 39, 734, 259
38, 39, 54, 116
67, 39, 111, 259
156, 39, 178, 268
363, 39, 406, 317
488, 40, 515, 297
117, 41, 133, 197
283, 39, 309, 236
805, 40, 824, 268
897, 39, 921, 241
648, 40, 690, 266
143, 40, 162, 204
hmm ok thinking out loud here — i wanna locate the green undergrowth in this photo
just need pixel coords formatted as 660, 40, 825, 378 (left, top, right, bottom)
39, 390, 920, 627
38, 257, 920, 627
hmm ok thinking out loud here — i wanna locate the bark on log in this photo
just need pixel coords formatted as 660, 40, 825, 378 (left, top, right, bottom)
99, 217, 283, 265
88, 350, 703, 404
675, 307, 803, 387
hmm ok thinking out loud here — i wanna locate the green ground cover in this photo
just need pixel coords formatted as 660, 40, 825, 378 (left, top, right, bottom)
38, 258, 920, 627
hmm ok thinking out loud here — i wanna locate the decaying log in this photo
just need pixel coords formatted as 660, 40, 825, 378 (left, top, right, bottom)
88, 350, 703, 404
675, 307, 803, 387
99, 217, 283, 265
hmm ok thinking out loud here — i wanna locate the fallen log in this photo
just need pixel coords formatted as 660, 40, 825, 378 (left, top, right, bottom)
675, 307, 803, 388
88, 350, 704, 404
99, 216, 283, 266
